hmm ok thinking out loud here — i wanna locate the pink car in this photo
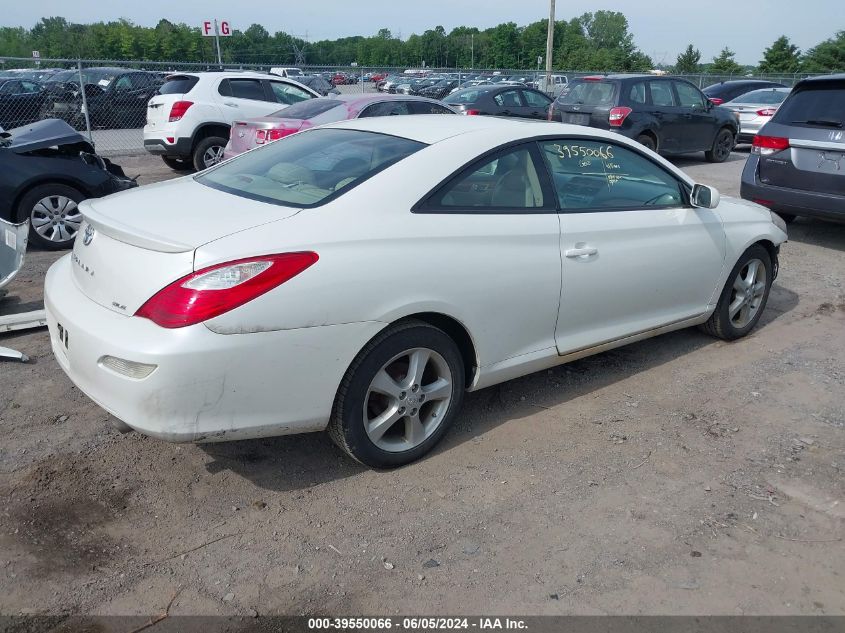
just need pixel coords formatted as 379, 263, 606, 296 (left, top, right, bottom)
223, 94, 456, 159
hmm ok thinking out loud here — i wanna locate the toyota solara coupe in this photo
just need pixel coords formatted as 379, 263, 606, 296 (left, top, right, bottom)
45, 116, 788, 468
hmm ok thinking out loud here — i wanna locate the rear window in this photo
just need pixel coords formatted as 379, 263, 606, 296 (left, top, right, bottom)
773, 82, 845, 128
270, 99, 342, 119
729, 89, 789, 105
556, 80, 617, 106
196, 129, 425, 208
159, 75, 199, 95
443, 88, 492, 104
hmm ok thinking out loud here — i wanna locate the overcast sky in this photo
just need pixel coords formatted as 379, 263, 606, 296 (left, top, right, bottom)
4, 0, 838, 64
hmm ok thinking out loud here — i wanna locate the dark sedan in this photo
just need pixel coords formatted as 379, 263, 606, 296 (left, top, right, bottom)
443, 85, 553, 120
0, 78, 45, 129
40, 67, 162, 130
703, 80, 786, 105
417, 79, 461, 100
548, 75, 739, 162
0, 119, 136, 249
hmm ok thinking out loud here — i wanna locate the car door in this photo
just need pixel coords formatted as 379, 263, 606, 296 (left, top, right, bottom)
673, 80, 716, 151
215, 78, 277, 123
519, 89, 553, 120
493, 89, 527, 118
536, 138, 726, 354
647, 80, 683, 152
109, 74, 155, 128
415, 143, 562, 367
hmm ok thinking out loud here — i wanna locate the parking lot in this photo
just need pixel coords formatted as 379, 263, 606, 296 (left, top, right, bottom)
1, 148, 843, 617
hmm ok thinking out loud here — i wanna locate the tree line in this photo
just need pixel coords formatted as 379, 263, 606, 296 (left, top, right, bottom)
0, 14, 842, 75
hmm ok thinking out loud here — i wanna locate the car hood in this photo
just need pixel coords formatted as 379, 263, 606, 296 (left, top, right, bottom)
1, 119, 94, 154
80, 177, 302, 253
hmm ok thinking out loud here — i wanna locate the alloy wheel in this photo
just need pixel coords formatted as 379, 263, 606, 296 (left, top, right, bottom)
203, 145, 225, 168
363, 347, 453, 452
728, 258, 767, 328
31, 196, 82, 244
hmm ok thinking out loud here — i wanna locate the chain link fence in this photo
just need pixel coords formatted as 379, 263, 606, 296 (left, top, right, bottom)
0, 55, 821, 157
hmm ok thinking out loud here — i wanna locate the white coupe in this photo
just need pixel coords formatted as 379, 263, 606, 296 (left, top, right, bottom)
45, 116, 788, 467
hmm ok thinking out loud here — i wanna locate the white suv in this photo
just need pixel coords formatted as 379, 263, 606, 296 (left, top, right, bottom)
144, 71, 320, 171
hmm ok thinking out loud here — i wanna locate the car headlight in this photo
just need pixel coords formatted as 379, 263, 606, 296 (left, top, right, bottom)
770, 210, 788, 234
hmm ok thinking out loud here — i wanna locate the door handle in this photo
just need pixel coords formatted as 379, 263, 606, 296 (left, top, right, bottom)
564, 247, 598, 258
224, 102, 239, 107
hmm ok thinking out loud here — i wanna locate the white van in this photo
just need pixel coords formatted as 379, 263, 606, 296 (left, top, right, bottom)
270, 67, 305, 79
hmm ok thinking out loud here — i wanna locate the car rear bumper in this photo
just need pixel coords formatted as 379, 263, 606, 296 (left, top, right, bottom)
741, 155, 845, 220
143, 136, 192, 157
45, 255, 384, 443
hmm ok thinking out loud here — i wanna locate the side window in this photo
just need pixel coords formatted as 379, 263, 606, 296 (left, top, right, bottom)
0, 81, 21, 95
114, 75, 134, 91
427, 146, 547, 211
217, 79, 232, 97
539, 139, 684, 211
521, 90, 551, 108
674, 81, 705, 108
628, 82, 647, 104
649, 81, 676, 107
228, 79, 266, 101
20, 81, 40, 94
494, 90, 523, 108
359, 101, 412, 117
409, 101, 454, 114
270, 81, 312, 105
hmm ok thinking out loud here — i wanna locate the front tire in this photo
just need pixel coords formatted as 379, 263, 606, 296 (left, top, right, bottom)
705, 128, 735, 163
700, 245, 772, 340
192, 136, 228, 172
328, 321, 465, 468
17, 184, 85, 250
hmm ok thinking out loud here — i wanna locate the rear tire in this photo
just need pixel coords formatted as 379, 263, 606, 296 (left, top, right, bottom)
161, 156, 194, 171
17, 184, 86, 250
636, 134, 657, 152
700, 244, 772, 341
328, 320, 465, 468
192, 136, 228, 172
705, 128, 735, 163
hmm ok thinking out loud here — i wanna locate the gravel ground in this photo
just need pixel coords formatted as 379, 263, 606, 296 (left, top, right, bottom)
0, 149, 843, 617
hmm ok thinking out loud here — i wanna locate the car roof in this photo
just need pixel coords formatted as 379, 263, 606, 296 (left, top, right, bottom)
796, 73, 845, 83
323, 113, 625, 145
328, 93, 444, 106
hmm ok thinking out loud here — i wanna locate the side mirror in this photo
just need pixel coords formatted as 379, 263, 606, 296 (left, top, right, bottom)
691, 184, 720, 209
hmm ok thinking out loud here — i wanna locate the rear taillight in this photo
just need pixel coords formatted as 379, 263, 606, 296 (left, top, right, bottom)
168, 101, 193, 122
708, 97, 724, 105
751, 135, 790, 156
255, 128, 296, 144
135, 253, 319, 329
608, 106, 632, 127
756, 108, 777, 117
465, 109, 481, 116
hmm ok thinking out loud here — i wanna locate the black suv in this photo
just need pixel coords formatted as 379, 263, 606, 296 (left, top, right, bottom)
741, 74, 845, 223
703, 79, 786, 105
548, 75, 740, 162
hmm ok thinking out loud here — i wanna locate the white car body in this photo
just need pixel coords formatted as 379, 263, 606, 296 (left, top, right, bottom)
143, 71, 320, 166
46, 116, 786, 447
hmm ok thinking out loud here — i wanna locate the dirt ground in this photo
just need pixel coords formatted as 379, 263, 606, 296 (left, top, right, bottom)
1, 150, 843, 617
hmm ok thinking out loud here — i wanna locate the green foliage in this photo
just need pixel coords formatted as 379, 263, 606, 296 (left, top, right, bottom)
759, 36, 801, 73
675, 44, 701, 73
801, 30, 845, 72
710, 47, 743, 75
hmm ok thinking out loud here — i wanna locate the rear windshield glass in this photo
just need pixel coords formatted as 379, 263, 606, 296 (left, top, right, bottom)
443, 88, 492, 104
160, 76, 199, 95
197, 129, 425, 208
730, 89, 789, 105
270, 99, 343, 119
556, 80, 617, 106
773, 83, 845, 128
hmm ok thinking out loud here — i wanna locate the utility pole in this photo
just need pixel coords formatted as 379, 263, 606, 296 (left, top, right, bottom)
214, 18, 223, 65
545, 0, 555, 92
471, 33, 474, 69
